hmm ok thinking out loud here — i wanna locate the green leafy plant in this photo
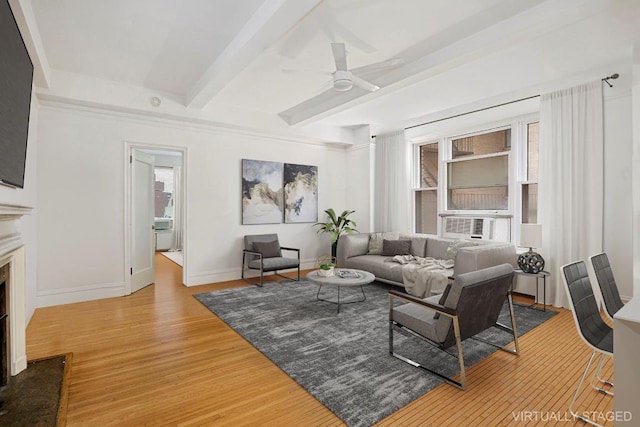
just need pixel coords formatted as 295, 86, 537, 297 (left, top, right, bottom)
313, 208, 358, 244
319, 263, 335, 270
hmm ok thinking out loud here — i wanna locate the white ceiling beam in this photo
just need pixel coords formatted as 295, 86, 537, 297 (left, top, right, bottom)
9, 0, 51, 89
185, 0, 322, 109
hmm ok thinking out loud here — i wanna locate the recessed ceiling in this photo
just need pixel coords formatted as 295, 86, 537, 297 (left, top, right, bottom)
18, 0, 640, 140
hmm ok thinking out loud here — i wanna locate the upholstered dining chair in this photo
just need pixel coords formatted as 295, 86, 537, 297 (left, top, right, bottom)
561, 261, 613, 427
388, 263, 519, 390
242, 234, 300, 286
589, 253, 625, 319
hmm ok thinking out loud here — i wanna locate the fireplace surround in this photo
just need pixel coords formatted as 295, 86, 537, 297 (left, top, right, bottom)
0, 203, 31, 379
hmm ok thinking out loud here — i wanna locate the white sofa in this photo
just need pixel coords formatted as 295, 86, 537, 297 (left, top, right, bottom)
336, 232, 517, 289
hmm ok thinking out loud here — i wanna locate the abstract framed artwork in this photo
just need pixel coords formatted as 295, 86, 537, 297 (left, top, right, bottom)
283, 163, 318, 223
241, 159, 283, 224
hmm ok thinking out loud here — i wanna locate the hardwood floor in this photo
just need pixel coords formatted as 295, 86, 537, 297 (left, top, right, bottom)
26, 254, 613, 426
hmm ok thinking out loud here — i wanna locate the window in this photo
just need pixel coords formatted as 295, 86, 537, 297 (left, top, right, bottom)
521, 122, 539, 223
414, 142, 438, 234
154, 167, 175, 219
411, 117, 539, 241
446, 128, 510, 211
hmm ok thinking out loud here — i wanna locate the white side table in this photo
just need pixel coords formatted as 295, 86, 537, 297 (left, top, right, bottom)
514, 269, 549, 311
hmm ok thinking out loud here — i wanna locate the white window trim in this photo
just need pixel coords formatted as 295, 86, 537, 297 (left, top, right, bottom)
412, 140, 442, 234
515, 118, 541, 233
410, 114, 540, 240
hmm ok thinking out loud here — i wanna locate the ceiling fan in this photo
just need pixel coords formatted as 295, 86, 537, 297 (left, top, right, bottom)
327, 42, 403, 92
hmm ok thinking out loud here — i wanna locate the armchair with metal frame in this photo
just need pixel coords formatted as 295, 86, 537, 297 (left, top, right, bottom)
388, 263, 519, 390
561, 261, 613, 427
242, 234, 300, 287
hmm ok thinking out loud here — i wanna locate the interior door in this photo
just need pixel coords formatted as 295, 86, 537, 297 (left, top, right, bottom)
131, 149, 155, 293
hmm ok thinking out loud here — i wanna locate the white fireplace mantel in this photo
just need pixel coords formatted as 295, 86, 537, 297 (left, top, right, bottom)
0, 202, 33, 376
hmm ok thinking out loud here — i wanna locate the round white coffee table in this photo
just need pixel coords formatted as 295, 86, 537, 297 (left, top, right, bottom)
306, 268, 375, 313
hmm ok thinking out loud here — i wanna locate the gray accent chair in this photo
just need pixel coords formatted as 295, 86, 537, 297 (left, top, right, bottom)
388, 263, 519, 390
561, 261, 613, 427
242, 234, 300, 287
590, 253, 625, 319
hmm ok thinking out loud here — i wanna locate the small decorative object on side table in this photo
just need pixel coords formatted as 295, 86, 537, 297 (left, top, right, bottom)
517, 224, 545, 274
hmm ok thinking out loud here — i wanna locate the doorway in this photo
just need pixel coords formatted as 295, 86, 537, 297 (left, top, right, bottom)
126, 143, 186, 294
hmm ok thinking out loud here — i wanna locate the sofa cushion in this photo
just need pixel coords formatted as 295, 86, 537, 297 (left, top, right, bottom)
342, 254, 405, 283
252, 240, 281, 258
248, 256, 299, 270
426, 238, 452, 260
399, 234, 428, 257
392, 300, 440, 343
368, 232, 399, 254
381, 239, 411, 256
446, 239, 478, 260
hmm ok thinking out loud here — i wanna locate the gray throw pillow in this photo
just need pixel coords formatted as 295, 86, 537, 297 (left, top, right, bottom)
253, 240, 281, 258
368, 232, 399, 254
381, 239, 411, 257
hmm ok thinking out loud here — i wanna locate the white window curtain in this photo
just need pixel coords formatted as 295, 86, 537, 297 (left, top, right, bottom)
538, 81, 604, 308
374, 129, 410, 233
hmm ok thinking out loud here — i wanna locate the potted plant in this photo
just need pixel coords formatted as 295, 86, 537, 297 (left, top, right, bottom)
313, 208, 358, 258
317, 262, 335, 277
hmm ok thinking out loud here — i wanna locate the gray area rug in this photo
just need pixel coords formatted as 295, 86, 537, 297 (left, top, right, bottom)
195, 280, 556, 427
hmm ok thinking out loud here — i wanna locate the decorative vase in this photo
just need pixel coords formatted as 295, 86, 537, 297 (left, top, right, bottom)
318, 267, 334, 277
517, 249, 545, 274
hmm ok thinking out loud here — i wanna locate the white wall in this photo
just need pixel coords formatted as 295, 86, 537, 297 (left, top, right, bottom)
0, 92, 38, 322
603, 91, 633, 301
34, 102, 357, 306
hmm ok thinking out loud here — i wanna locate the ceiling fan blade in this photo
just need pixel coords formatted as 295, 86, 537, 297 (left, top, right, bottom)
331, 21, 377, 54
351, 75, 380, 92
281, 68, 331, 76
331, 43, 348, 71
318, 79, 335, 94
351, 58, 404, 76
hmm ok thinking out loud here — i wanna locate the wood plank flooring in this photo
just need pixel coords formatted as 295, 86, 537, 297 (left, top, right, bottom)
26, 254, 614, 426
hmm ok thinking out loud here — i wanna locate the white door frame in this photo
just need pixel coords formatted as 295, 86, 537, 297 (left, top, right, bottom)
124, 141, 188, 294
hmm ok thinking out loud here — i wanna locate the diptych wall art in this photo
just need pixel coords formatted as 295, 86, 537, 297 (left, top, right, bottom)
284, 163, 318, 223
241, 159, 283, 225
241, 159, 318, 224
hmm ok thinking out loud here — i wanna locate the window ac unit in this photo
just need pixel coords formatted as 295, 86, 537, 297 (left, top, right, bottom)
154, 217, 173, 230
441, 216, 511, 242
443, 217, 494, 240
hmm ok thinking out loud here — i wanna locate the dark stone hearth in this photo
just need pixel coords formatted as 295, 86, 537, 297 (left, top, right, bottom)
0, 355, 67, 427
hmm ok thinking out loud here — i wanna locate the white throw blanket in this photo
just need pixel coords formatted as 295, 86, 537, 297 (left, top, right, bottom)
390, 255, 454, 298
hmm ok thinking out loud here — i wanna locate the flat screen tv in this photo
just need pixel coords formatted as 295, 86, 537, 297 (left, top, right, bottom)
0, 0, 34, 189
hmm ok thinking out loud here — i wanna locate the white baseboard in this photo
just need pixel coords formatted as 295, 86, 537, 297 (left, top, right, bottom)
185, 259, 317, 287
37, 282, 126, 307
12, 354, 27, 375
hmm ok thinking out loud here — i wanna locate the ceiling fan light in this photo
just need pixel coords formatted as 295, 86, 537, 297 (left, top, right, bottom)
333, 70, 353, 91
334, 78, 353, 91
